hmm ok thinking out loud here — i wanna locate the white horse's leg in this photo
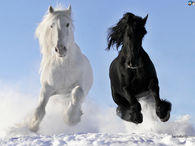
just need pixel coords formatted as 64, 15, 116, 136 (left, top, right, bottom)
64, 85, 84, 126
29, 85, 55, 132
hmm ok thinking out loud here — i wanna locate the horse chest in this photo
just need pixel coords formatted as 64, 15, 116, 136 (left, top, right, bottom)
41, 61, 82, 90
123, 68, 149, 91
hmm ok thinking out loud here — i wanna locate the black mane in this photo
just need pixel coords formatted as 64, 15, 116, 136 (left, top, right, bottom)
107, 12, 147, 50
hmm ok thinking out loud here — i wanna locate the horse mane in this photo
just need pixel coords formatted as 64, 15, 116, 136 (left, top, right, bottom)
35, 5, 73, 72
107, 13, 147, 51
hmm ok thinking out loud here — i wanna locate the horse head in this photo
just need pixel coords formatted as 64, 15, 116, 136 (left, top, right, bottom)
107, 13, 148, 68
36, 5, 74, 58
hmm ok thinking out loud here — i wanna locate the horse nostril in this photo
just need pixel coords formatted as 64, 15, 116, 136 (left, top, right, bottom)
55, 47, 58, 52
64, 46, 67, 51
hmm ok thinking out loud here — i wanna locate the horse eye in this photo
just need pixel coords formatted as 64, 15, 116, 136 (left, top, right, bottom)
66, 23, 70, 27
50, 25, 53, 28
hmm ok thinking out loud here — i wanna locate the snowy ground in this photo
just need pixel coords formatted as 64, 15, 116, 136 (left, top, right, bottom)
0, 86, 195, 146
1, 132, 195, 146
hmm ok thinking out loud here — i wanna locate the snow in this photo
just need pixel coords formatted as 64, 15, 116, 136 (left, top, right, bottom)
0, 86, 195, 146
1, 133, 195, 146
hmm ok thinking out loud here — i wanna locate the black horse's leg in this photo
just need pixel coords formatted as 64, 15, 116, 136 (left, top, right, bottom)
111, 87, 143, 123
149, 79, 171, 122
123, 87, 143, 123
111, 87, 131, 120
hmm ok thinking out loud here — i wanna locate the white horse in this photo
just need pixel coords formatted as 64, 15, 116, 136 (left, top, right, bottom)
29, 5, 93, 132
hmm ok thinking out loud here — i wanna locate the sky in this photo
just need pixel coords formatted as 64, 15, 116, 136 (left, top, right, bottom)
0, 0, 194, 123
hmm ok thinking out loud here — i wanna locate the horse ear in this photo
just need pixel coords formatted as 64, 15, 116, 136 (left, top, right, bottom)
143, 14, 148, 25
49, 6, 54, 13
67, 5, 72, 16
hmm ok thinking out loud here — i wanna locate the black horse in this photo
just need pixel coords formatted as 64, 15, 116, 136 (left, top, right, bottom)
107, 12, 172, 124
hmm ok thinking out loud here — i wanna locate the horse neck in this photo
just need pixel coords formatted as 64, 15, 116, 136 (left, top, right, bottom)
67, 42, 82, 60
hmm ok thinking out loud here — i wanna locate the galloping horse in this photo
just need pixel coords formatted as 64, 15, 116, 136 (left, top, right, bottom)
107, 12, 171, 124
29, 5, 93, 131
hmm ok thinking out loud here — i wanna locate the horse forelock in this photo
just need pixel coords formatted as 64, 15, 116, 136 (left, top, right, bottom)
36, 9, 72, 41
107, 12, 147, 51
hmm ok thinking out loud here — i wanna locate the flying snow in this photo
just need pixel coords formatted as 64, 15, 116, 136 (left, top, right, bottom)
0, 83, 195, 145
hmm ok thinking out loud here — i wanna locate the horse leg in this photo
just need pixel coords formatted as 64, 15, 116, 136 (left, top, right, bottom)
29, 84, 55, 132
124, 87, 143, 123
64, 85, 84, 126
149, 79, 172, 122
112, 89, 131, 121
111, 87, 143, 123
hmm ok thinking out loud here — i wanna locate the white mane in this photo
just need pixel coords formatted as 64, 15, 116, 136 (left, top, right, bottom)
35, 6, 73, 72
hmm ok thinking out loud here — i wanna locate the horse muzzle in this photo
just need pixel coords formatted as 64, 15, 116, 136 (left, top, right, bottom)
127, 65, 139, 69
127, 61, 139, 69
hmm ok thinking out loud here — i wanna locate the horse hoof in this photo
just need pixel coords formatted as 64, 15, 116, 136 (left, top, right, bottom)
135, 113, 143, 124
160, 111, 170, 122
116, 106, 130, 120
29, 118, 40, 132
29, 125, 39, 132
116, 106, 143, 124
64, 106, 83, 126
156, 100, 171, 122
